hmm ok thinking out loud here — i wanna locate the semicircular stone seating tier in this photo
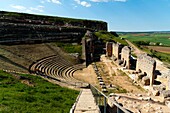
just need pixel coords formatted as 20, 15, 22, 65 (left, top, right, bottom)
30, 55, 87, 87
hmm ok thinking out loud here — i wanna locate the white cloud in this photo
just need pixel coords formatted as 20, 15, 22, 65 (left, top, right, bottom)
41, 0, 62, 4
114, 0, 127, 2
10, 5, 26, 10
10, 4, 45, 13
90, 0, 127, 2
51, 0, 62, 4
81, 1, 91, 7
74, 0, 91, 7
74, 0, 126, 7
30, 5, 44, 12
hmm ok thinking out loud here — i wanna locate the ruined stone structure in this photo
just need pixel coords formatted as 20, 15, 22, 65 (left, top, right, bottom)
82, 30, 96, 66
121, 46, 131, 69
106, 42, 113, 57
136, 54, 156, 86
112, 43, 123, 60
82, 37, 86, 63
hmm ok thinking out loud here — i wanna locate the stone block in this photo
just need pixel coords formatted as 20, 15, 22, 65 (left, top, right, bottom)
165, 100, 170, 109
152, 90, 160, 96
161, 90, 170, 98
142, 76, 150, 85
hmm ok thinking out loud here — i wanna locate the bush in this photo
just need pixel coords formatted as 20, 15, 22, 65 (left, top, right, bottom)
133, 41, 150, 46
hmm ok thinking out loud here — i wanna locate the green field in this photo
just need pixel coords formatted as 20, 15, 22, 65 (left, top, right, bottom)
120, 33, 170, 46
0, 71, 79, 113
119, 32, 170, 64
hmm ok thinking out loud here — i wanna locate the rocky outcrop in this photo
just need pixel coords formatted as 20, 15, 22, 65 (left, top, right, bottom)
0, 22, 86, 44
0, 11, 107, 44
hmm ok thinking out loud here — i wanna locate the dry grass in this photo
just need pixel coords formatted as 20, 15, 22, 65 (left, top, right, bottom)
0, 43, 75, 73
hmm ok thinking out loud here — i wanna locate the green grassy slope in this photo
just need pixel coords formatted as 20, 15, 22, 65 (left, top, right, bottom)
0, 71, 79, 113
94, 31, 128, 45
56, 42, 82, 55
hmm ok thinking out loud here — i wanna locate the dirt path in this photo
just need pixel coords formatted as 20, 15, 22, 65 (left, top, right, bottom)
125, 39, 145, 55
74, 55, 145, 94
74, 65, 98, 86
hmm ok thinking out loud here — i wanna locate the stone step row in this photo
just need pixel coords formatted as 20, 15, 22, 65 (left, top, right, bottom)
29, 55, 87, 87
92, 63, 107, 92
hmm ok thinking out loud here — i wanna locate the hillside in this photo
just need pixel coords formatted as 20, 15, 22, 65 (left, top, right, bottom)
0, 43, 79, 73
0, 70, 78, 112
0, 11, 107, 44
94, 31, 128, 45
0, 11, 107, 31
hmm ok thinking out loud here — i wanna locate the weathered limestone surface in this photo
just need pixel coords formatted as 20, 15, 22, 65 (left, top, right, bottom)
82, 30, 95, 66
161, 90, 170, 98
112, 43, 118, 59
121, 46, 131, 69
136, 54, 156, 86
112, 43, 123, 60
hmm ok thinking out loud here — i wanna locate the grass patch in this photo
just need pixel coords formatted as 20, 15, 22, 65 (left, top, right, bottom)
0, 70, 79, 113
94, 31, 128, 45
107, 86, 127, 94
150, 50, 170, 64
56, 42, 82, 55
117, 69, 127, 76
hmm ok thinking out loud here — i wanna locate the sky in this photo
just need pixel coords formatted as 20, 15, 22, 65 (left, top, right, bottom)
0, 0, 170, 32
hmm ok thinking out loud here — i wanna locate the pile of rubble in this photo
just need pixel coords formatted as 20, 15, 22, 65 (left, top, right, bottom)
108, 92, 170, 113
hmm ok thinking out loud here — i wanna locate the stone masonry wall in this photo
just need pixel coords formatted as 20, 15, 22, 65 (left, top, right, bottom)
106, 42, 113, 57
136, 54, 156, 86
121, 46, 131, 69
82, 30, 96, 66
112, 43, 123, 59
